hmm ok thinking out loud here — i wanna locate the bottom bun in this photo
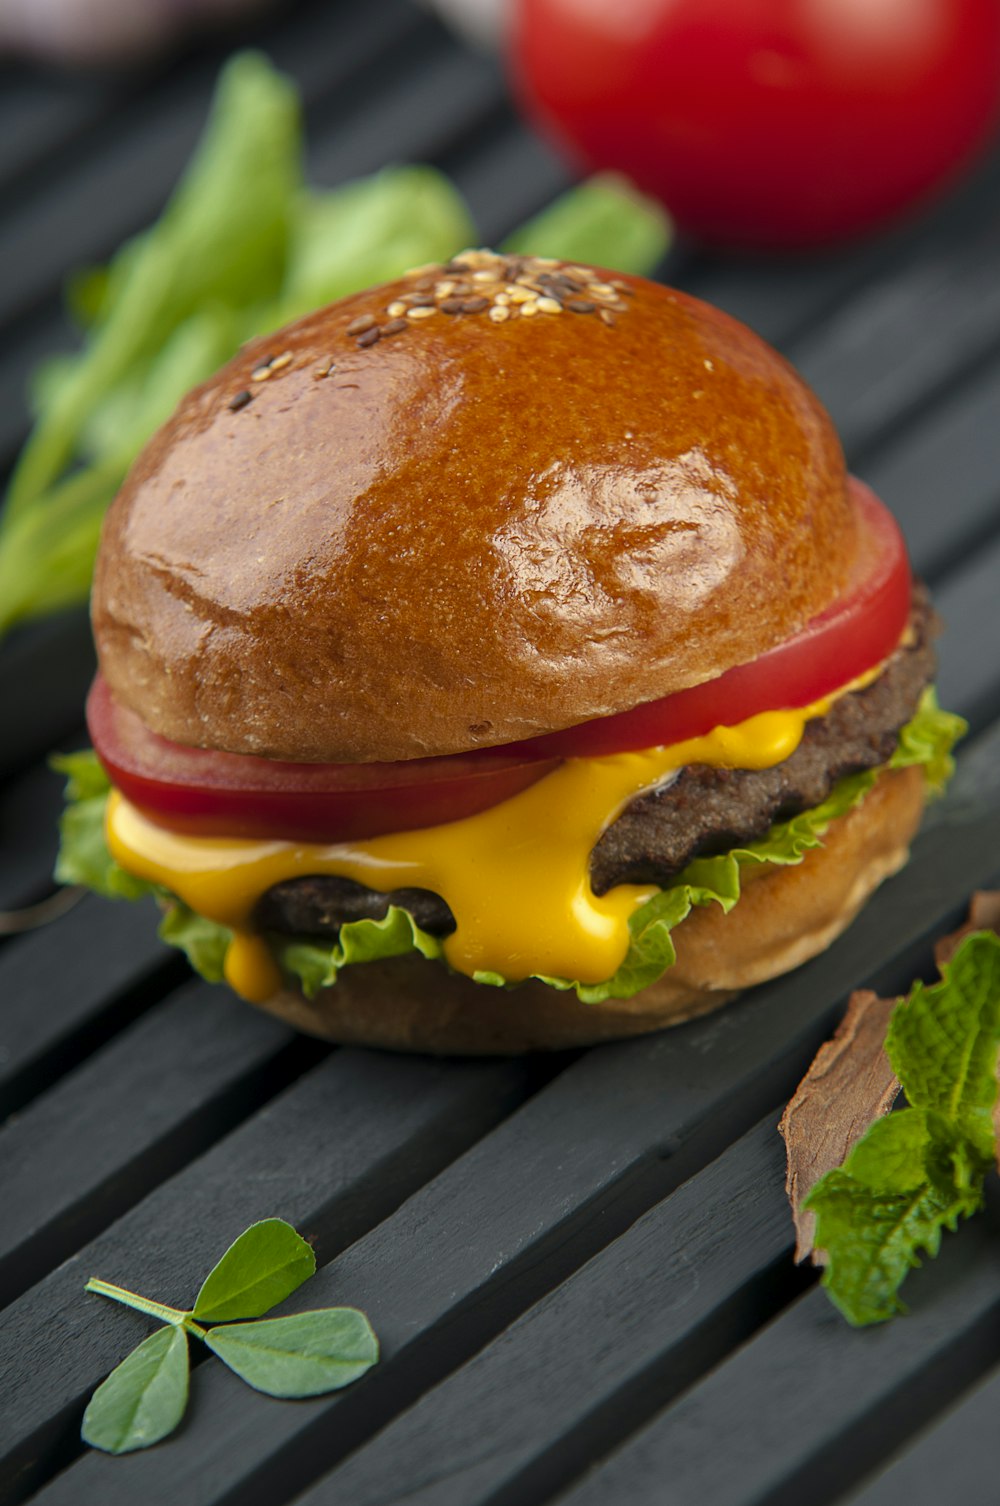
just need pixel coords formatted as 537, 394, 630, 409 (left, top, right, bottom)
252, 766, 925, 1054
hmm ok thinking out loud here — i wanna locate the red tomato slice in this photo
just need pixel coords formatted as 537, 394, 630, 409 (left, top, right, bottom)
89, 478, 910, 842
87, 679, 560, 843
512, 480, 911, 759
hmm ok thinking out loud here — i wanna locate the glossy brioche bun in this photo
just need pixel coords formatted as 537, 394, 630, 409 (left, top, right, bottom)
249, 767, 925, 1054
93, 253, 855, 764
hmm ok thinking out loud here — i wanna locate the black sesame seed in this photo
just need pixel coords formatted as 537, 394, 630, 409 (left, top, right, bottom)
228, 389, 253, 411
381, 318, 408, 336
356, 326, 380, 348
347, 314, 376, 336
439, 297, 466, 314
565, 299, 596, 314
408, 293, 436, 306
461, 296, 490, 314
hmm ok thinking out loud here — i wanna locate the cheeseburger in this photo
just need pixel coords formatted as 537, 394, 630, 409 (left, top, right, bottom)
60, 252, 962, 1053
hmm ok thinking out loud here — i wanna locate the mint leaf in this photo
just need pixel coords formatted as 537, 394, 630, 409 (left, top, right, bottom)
806, 932, 1000, 1325
193, 1219, 316, 1323
888, 932, 1000, 1160
807, 1109, 984, 1325
82, 1324, 189, 1455
205, 1309, 379, 1397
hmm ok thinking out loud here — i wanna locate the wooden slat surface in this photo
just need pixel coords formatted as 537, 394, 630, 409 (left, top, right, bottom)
2, 2, 1000, 1504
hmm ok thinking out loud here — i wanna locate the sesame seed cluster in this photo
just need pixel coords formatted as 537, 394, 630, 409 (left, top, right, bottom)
341, 249, 634, 351
225, 252, 632, 412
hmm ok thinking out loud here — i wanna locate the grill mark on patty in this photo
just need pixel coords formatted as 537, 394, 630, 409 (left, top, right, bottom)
255, 587, 936, 941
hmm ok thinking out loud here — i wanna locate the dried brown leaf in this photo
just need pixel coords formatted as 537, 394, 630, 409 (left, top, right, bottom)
934, 890, 1000, 970
779, 990, 900, 1264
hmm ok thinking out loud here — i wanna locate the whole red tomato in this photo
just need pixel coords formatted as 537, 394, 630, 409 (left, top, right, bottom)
512, 0, 1000, 248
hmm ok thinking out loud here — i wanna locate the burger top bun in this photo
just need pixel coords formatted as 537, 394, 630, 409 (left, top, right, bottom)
93, 253, 855, 764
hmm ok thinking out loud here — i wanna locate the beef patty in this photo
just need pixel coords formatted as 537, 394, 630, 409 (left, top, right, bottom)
255, 588, 936, 942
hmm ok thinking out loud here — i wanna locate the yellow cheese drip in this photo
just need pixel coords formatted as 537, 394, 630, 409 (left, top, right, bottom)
105, 681, 874, 1005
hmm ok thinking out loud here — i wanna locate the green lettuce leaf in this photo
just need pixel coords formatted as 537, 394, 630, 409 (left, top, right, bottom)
807, 930, 1000, 1324
501, 173, 671, 274
52, 690, 964, 1003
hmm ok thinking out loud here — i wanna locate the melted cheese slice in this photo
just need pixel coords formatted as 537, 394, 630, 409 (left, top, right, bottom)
106, 680, 875, 1005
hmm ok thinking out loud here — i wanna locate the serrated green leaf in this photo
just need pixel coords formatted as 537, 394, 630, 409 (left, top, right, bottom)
82, 1324, 189, 1454
887, 932, 1000, 1161
193, 1219, 316, 1323
205, 1308, 378, 1397
807, 1109, 986, 1325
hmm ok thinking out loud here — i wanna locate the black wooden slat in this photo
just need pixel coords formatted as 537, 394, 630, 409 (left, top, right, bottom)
308, 40, 504, 186
285, 1117, 796, 1506
862, 354, 1000, 584
27, 731, 1000, 1506
0, 304, 74, 477
0, 70, 118, 198
932, 536, 1000, 737
444, 116, 574, 248
558, 1196, 1000, 1506
0, 614, 94, 779
0, 760, 70, 909
0, 893, 177, 1120
682, 142, 1000, 358
0, 2, 427, 334
845, 1362, 1000, 1505
789, 198, 1000, 463
0, 981, 315, 1309
0, 1048, 529, 1505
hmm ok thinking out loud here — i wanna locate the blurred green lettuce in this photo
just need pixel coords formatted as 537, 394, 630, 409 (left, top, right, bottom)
0, 51, 669, 641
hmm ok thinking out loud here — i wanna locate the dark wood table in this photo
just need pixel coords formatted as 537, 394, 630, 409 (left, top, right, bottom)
2, 3, 1000, 1502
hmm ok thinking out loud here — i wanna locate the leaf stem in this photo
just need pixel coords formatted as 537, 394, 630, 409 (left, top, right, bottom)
85, 1277, 203, 1334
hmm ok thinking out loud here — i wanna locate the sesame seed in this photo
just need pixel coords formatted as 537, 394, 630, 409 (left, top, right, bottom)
508, 286, 535, 304
269, 351, 293, 371
228, 389, 253, 411
589, 282, 617, 297
313, 359, 334, 379
566, 266, 596, 282
520, 300, 539, 317
439, 297, 466, 314
599, 309, 616, 327
435, 281, 455, 296
347, 314, 377, 336
533, 257, 559, 268
461, 296, 490, 313
565, 299, 596, 314
536, 296, 562, 314
489, 305, 510, 323
387, 301, 407, 318
407, 305, 436, 320
251, 366, 273, 382
472, 269, 497, 283
381, 318, 408, 336
356, 326, 380, 348
493, 293, 511, 307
